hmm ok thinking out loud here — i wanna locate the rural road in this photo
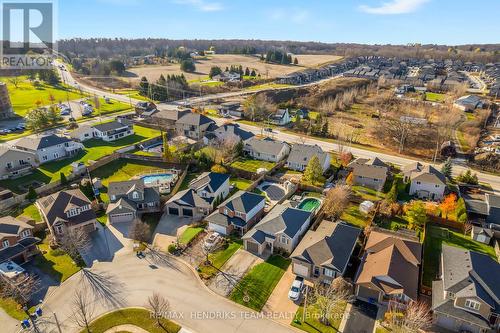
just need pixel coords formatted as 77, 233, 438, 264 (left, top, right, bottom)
52, 61, 500, 192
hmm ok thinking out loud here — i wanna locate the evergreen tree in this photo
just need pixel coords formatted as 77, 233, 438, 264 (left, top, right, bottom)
244, 67, 250, 76
27, 186, 37, 201
303, 155, 323, 185
250, 69, 256, 77
60, 172, 68, 185
138, 76, 149, 96
441, 157, 453, 180
321, 120, 329, 137
387, 181, 398, 203
162, 132, 173, 162
209, 66, 222, 78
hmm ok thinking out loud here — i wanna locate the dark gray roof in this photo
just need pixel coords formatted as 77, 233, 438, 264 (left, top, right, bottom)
176, 112, 214, 126
108, 179, 145, 201
410, 164, 446, 185
465, 199, 489, 215
15, 134, 72, 150
189, 172, 230, 196
93, 120, 129, 132
0, 216, 34, 238
244, 137, 289, 156
106, 197, 136, 215
168, 188, 211, 208
0, 237, 40, 263
223, 191, 265, 214
293, 223, 360, 274
287, 144, 329, 167
210, 124, 254, 141
153, 109, 189, 121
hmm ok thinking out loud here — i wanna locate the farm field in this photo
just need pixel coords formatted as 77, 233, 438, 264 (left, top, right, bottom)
126, 54, 342, 82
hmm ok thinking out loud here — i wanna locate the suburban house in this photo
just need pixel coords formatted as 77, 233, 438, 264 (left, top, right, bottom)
291, 221, 361, 284
471, 226, 494, 244
0, 146, 36, 179
135, 101, 157, 116
218, 102, 243, 118
164, 172, 230, 219
106, 179, 161, 223
206, 190, 265, 235
244, 137, 290, 163
68, 125, 95, 142
14, 134, 83, 165
0, 216, 40, 264
204, 123, 254, 145
92, 118, 134, 142
404, 162, 447, 200
348, 157, 389, 191
355, 229, 422, 305
36, 189, 97, 241
150, 109, 190, 128
242, 204, 312, 256
175, 112, 215, 140
432, 245, 500, 333
269, 109, 291, 126
286, 144, 331, 173
213, 72, 241, 82
453, 95, 483, 112
460, 186, 500, 226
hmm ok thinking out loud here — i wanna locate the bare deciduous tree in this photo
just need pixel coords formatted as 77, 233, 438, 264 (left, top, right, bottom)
0, 273, 40, 306
311, 277, 353, 325
385, 301, 432, 333
72, 288, 95, 333
8, 77, 21, 88
147, 292, 170, 327
59, 227, 91, 260
323, 183, 352, 220
129, 219, 151, 243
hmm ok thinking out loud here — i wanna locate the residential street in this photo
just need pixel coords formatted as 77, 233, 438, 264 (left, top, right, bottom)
39, 243, 297, 333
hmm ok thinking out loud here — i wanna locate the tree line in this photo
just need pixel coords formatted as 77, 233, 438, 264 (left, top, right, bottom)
138, 74, 189, 101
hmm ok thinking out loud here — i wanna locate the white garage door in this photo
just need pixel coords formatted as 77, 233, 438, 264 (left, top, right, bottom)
293, 263, 309, 277
208, 223, 227, 235
110, 212, 134, 223
436, 316, 456, 331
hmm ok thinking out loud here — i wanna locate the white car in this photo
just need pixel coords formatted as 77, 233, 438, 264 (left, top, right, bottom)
203, 232, 221, 251
82, 104, 94, 116
288, 276, 304, 301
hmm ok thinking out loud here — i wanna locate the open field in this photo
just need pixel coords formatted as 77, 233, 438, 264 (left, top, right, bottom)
126, 54, 342, 82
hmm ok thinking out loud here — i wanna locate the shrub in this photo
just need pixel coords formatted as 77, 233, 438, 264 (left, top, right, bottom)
60, 172, 67, 185
211, 164, 228, 174
26, 186, 37, 200
167, 244, 177, 254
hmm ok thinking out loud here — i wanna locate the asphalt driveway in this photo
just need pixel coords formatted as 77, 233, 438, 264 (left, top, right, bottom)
81, 223, 126, 266
342, 300, 378, 333
152, 214, 193, 249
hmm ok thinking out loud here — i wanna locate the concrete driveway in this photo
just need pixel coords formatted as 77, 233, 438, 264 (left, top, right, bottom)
262, 266, 298, 324
81, 223, 127, 267
152, 214, 193, 249
209, 248, 263, 296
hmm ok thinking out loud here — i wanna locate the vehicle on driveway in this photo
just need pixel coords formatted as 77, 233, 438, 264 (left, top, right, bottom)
288, 276, 304, 301
203, 232, 222, 251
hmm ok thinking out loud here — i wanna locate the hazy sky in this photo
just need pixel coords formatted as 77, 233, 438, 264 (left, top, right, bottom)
56, 0, 500, 45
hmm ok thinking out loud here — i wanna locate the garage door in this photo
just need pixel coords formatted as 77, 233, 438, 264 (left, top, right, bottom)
168, 207, 179, 215
182, 208, 193, 217
436, 316, 457, 331
246, 241, 259, 254
209, 223, 227, 235
110, 212, 134, 223
293, 263, 309, 277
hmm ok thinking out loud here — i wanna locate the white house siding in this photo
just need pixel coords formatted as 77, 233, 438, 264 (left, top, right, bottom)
409, 181, 445, 200
37, 143, 80, 164
246, 200, 265, 221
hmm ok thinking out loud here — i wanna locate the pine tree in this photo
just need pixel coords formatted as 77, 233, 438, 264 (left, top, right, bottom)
27, 186, 37, 201
250, 69, 256, 77
303, 155, 323, 185
139, 76, 149, 96
441, 157, 453, 180
162, 132, 172, 162
244, 67, 250, 76
60, 172, 68, 185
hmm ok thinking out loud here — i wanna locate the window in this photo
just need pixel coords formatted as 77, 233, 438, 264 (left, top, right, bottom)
21, 229, 31, 238
56, 225, 63, 234
132, 192, 139, 199
323, 268, 334, 277
235, 211, 243, 218
2, 240, 9, 248
42, 155, 48, 161
6, 162, 12, 169
280, 235, 289, 244
19, 159, 28, 165
465, 299, 480, 311
111, 195, 116, 201
313, 266, 320, 277
435, 184, 440, 188
416, 181, 421, 185
53, 153, 59, 159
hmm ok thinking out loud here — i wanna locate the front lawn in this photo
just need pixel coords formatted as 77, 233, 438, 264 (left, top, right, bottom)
85, 308, 180, 333
230, 158, 276, 173
341, 204, 368, 228
178, 226, 204, 246
230, 255, 290, 311
198, 239, 243, 279
34, 231, 83, 282
425, 92, 446, 103
422, 224, 497, 287
0, 126, 161, 194
292, 301, 347, 333
230, 177, 253, 191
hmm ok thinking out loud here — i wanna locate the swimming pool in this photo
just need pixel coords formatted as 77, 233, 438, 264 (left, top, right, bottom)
297, 197, 321, 212
141, 173, 175, 186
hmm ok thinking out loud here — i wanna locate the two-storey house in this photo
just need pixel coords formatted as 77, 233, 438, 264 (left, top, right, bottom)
0, 146, 36, 179
92, 118, 134, 142
206, 190, 265, 235
14, 134, 83, 164
243, 137, 290, 162
347, 157, 389, 191
286, 144, 331, 173
0, 216, 40, 264
405, 162, 446, 200
175, 112, 215, 140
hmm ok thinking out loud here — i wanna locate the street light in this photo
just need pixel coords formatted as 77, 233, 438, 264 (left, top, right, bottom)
38, 300, 63, 333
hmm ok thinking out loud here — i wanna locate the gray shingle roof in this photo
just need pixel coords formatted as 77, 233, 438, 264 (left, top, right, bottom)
287, 144, 329, 166
176, 112, 214, 126
0, 216, 33, 238
108, 179, 146, 201
168, 189, 211, 208
222, 191, 265, 214
244, 137, 289, 156
410, 164, 446, 185
15, 134, 72, 150
189, 172, 230, 196
93, 120, 129, 133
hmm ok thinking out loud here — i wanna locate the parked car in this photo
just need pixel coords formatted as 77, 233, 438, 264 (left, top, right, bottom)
82, 104, 94, 116
264, 127, 273, 133
60, 108, 71, 116
203, 232, 221, 251
288, 276, 304, 301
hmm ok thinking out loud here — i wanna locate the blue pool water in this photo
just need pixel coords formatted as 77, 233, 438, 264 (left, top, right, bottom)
141, 173, 174, 185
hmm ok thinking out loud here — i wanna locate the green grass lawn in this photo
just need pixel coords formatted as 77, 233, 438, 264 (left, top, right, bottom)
245, 83, 292, 91
34, 231, 83, 282
114, 89, 150, 101
0, 76, 86, 117
14, 203, 42, 222
377, 216, 408, 231
85, 97, 133, 117
352, 185, 385, 201
341, 204, 368, 228
425, 92, 446, 103
179, 227, 204, 246
230, 158, 276, 173
85, 308, 180, 333
456, 130, 471, 153
198, 239, 243, 279
230, 177, 253, 191
292, 301, 347, 333
230, 255, 290, 311
422, 224, 497, 287
0, 125, 161, 194
178, 172, 201, 191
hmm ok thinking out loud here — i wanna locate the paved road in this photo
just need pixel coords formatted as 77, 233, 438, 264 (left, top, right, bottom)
39, 245, 296, 333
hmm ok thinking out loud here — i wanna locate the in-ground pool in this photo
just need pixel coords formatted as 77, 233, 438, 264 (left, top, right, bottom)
297, 197, 321, 212
141, 173, 175, 186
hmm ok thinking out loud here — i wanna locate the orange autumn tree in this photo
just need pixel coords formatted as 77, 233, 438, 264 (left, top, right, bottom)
440, 193, 457, 220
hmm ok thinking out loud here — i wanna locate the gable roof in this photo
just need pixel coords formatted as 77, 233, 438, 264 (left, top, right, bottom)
153, 109, 190, 121
168, 188, 211, 208
0, 216, 33, 238
36, 189, 96, 228
0, 146, 35, 159
410, 164, 446, 185
15, 134, 72, 151
189, 172, 230, 196
210, 124, 254, 142
176, 112, 214, 126
292, 222, 360, 274
244, 137, 289, 156
287, 144, 328, 166
108, 179, 145, 200
243, 204, 312, 242
222, 190, 265, 214
356, 230, 422, 301
93, 120, 129, 133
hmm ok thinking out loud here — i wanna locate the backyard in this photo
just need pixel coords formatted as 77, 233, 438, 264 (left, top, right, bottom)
230, 158, 276, 173
230, 255, 290, 311
230, 177, 253, 191
341, 204, 369, 228
0, 125, 161, 194
422, 224, 497, 287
